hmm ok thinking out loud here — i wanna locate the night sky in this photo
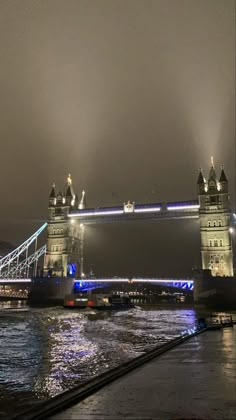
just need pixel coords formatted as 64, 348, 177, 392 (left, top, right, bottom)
0, 1, 235, 276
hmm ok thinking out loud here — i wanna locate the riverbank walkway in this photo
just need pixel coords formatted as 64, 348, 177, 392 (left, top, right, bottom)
53, 326, 236, 420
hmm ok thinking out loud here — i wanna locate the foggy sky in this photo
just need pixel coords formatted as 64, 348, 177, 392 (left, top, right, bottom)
0, 0, 235, 276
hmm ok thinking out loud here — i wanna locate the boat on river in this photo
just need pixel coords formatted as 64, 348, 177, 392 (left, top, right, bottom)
64, 292, 134, 310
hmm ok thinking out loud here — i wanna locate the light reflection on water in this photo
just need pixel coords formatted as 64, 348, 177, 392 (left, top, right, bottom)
0, 301, 197, 418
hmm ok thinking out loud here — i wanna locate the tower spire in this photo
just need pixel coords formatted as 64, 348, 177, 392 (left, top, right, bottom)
197, 168, 204, 184
197, 168, 205, 194
67, 174, 72, 185
79, 190, 86, 209
208, 157, 217, 187
64, 173, 75, 204
49, 183, 56, 198
219, 164, 228, 192
219, 165, 228, 182
49, 183, 56, 205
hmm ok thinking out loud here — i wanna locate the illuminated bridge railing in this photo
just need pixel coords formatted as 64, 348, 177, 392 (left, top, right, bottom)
0, 223, 47, 272
0, 245, 46, 279
0, 279, 31, 284
69, 201, 200, 223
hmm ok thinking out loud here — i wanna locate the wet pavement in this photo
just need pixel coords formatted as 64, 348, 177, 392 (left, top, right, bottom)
53, 326, 236, 419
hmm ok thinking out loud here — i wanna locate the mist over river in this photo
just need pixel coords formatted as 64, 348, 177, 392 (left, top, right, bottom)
0, 302, 198, 418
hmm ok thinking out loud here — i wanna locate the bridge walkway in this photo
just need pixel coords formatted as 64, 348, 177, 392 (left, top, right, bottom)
53, 326, 236, 420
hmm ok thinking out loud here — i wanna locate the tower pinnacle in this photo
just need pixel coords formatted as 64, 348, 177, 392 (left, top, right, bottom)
208, 157, 217, 184
67, 174, 72, 185
197, 168, 205, 194
64, 174, 75, 202
197, 168, 204, 184
219, 168, 227, 182
49, 183, 56, 201
79, 190, 86, 209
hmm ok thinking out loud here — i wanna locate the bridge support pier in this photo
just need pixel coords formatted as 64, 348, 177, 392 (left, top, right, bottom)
29, 277, 75, 306
193, 270, 236, 308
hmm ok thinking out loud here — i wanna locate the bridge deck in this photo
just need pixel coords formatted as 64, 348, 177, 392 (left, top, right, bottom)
53, 326, 236, 420
69, 200, 200, 223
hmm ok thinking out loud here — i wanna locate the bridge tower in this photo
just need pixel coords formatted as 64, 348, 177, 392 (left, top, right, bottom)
197, 159, 234, 277
43, 175, 85, 278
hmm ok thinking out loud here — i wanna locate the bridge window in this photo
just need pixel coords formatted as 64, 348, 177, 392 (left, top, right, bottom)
210, 196, 217, 204
213, 221, 217, 227
220, 240, 223, 247
209, 240, 212, 247
214, 240, 218, 247
210, 196, 220, 204
219, 220, 222, 227
55, 208, 63, 216
56, 246, 58, 251
208, 221, 211, 227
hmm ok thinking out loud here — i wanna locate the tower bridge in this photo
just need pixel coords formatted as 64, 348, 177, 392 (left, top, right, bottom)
0, 161, 235, 295
44, 161, 234, 279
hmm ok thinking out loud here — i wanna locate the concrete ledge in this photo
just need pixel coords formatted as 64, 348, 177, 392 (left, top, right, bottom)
11, 328, 208, 420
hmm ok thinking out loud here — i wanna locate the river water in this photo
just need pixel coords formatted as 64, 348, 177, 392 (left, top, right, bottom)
0, 301, 198, 418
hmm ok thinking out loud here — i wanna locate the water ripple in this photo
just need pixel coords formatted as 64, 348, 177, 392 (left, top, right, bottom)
0, 303, 197, 418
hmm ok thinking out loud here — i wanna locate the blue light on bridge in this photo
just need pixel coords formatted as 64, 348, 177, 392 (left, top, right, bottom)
67, 263, 77, 277
74, 281, 107, 292
73, 278, 194, 291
